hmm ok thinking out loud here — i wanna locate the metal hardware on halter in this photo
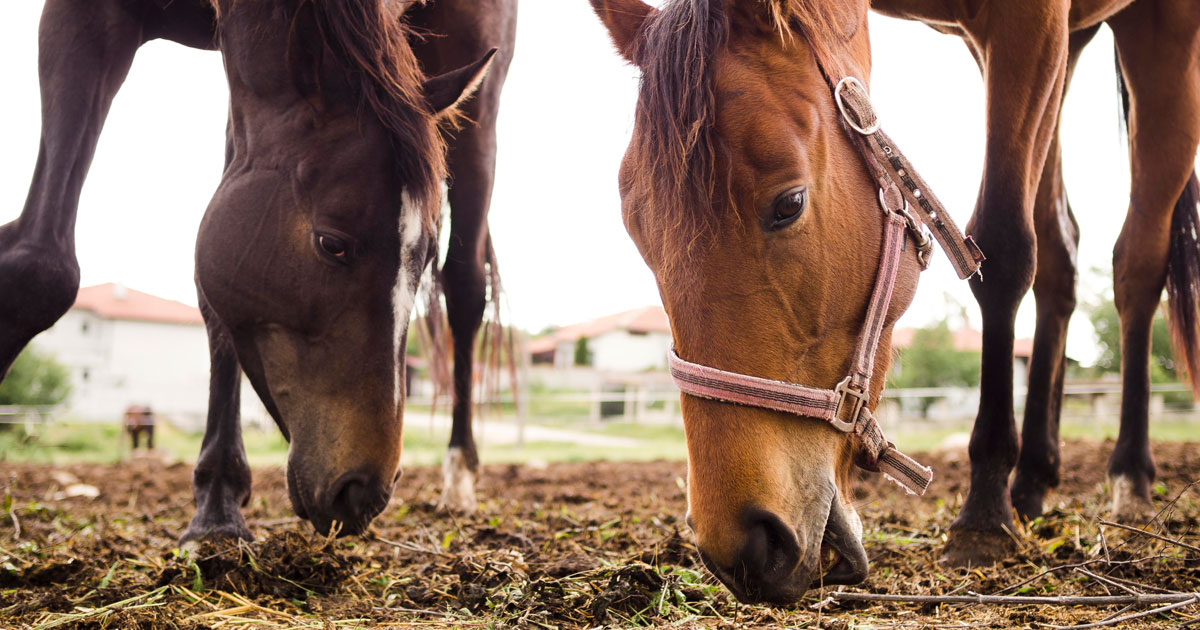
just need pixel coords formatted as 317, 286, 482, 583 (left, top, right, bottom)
832, 377, 868, 432
834, 76, 879, 135
878, 187, 933, 270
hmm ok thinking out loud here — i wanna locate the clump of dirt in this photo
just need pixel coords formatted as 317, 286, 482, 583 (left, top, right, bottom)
1, 440, 1198, 628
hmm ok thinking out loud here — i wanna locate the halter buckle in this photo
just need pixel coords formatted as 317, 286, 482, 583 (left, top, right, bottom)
834, 76, 880, 135
833, 376, 868, 432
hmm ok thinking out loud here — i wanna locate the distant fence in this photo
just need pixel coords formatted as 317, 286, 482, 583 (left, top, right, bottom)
405, 381, 1198, 426
0, 405, 60, 425
8, 382, 1196, 428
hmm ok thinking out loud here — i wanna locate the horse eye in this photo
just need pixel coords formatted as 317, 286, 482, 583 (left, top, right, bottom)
317, 234, 348, 260
769, 188, 807, 230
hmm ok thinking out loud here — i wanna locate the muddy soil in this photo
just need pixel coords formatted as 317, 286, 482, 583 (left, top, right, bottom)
1, 439, 1198, 628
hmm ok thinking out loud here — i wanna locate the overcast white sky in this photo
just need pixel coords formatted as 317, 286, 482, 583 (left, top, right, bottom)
1, 2, 1195, 364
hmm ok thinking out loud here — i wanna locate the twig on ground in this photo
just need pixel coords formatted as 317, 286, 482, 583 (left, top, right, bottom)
827, 592, 1200, 606
8, 504, 19, 540
1087, 569, 1178, 595
373, 535, 449, 557
376, 605, 455, 618
1147, 480, 1199, 534
1098, 520, 1200, 554
992, 556, 1171, 596
1048, 595, 1199, 630
1075, 568, 1139, 596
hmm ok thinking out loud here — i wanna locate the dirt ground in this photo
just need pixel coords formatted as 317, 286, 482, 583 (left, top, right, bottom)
1, 439, 1199, 629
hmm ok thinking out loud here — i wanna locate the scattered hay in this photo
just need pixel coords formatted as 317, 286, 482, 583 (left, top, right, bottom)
0, 440, 1197, 628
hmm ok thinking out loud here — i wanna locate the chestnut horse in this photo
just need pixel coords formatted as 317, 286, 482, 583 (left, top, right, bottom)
0, 0, 515, 539
868, 0, 1200, 566
592, 0, 1199, 605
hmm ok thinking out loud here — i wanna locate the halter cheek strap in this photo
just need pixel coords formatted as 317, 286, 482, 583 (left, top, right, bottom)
668, 210, 933, 495
666, 76, 986, 497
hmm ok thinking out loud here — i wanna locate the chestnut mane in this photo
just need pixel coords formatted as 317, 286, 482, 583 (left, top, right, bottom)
628, 0, 859, 268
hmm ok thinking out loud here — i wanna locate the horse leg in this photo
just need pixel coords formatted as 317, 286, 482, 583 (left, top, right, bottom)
181, 291, 252, 543
411, 0, 515, 512
1009, 25, 1098, 521
942, 1, 1070, 566
439, 136, 494, 512
1106, 0, 1200, 522
0, 0, 215, 377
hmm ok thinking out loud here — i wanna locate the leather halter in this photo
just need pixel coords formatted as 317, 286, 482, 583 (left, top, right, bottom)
668, 74, 985, 496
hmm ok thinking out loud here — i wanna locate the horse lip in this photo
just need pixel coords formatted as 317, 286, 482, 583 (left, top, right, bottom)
285, 463, 310, 520
816, 499, 869, 586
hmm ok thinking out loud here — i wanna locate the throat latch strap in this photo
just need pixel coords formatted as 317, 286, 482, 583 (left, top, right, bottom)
834, 77, 985, 280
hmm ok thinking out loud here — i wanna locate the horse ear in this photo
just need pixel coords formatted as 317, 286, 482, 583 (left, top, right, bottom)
423, 48, 497, 116
589, 0, 657, 64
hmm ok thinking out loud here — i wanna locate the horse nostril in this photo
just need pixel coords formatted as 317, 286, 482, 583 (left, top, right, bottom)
737, 509, 802, 586
326, 472, 382, 535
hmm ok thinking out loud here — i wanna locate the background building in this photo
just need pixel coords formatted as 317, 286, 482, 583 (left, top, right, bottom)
31, 284, 266, 430
528, 306, 672, 372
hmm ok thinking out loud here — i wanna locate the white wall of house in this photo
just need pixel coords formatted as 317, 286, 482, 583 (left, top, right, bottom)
34, 310, 209, 424
588, 330, 672, 372
32, 310, 270, 430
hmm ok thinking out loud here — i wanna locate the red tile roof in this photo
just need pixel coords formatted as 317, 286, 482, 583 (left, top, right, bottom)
73, 284, 204, 326
892, 325, 1034, 359
528, 306, 671, 354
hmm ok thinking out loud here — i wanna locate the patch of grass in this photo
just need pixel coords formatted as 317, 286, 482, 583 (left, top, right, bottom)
0, 422, 288, 467
887, 418, 1200, 454
0, 416, 689, 468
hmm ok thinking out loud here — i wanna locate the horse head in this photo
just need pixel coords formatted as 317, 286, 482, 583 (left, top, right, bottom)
591, 0, 932, 604
196, 0, 492, 536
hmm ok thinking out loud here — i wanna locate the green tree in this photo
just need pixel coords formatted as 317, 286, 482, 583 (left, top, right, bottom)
889, 321, 981, 416
1086, 296, 1176, 382
574, 336, 592, 367
0, 348, 71, 406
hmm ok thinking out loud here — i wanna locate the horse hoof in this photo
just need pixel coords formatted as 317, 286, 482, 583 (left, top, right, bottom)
437, 447, 478, 512
941, 528, 1017, 567
1010, 479, 1049, 522
179, 516, 253, 546
1110, 475, 1155, 523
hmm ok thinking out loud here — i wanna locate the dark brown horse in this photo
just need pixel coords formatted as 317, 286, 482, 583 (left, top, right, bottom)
592, 0, 1200, 606
0, 0, 516, 540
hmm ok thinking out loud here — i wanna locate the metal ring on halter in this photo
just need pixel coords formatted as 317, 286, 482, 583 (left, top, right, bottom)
834, 76, 880, 135
877, 186, 906, 216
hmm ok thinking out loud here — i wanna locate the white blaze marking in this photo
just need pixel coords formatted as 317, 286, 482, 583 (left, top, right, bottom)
393, 190, 424, 410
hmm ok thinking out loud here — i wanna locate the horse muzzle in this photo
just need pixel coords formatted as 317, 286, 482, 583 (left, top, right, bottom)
287, 463, 393, 536
699, 497, 868, 606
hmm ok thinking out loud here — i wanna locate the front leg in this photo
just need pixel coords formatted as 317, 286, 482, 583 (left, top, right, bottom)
942, 1, 1070, 566
1009, 25, 1098, 522
411, 0, 516, 512
181, 292, 252, 543
0, 0, 215, 377
438, 132, 495, 513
